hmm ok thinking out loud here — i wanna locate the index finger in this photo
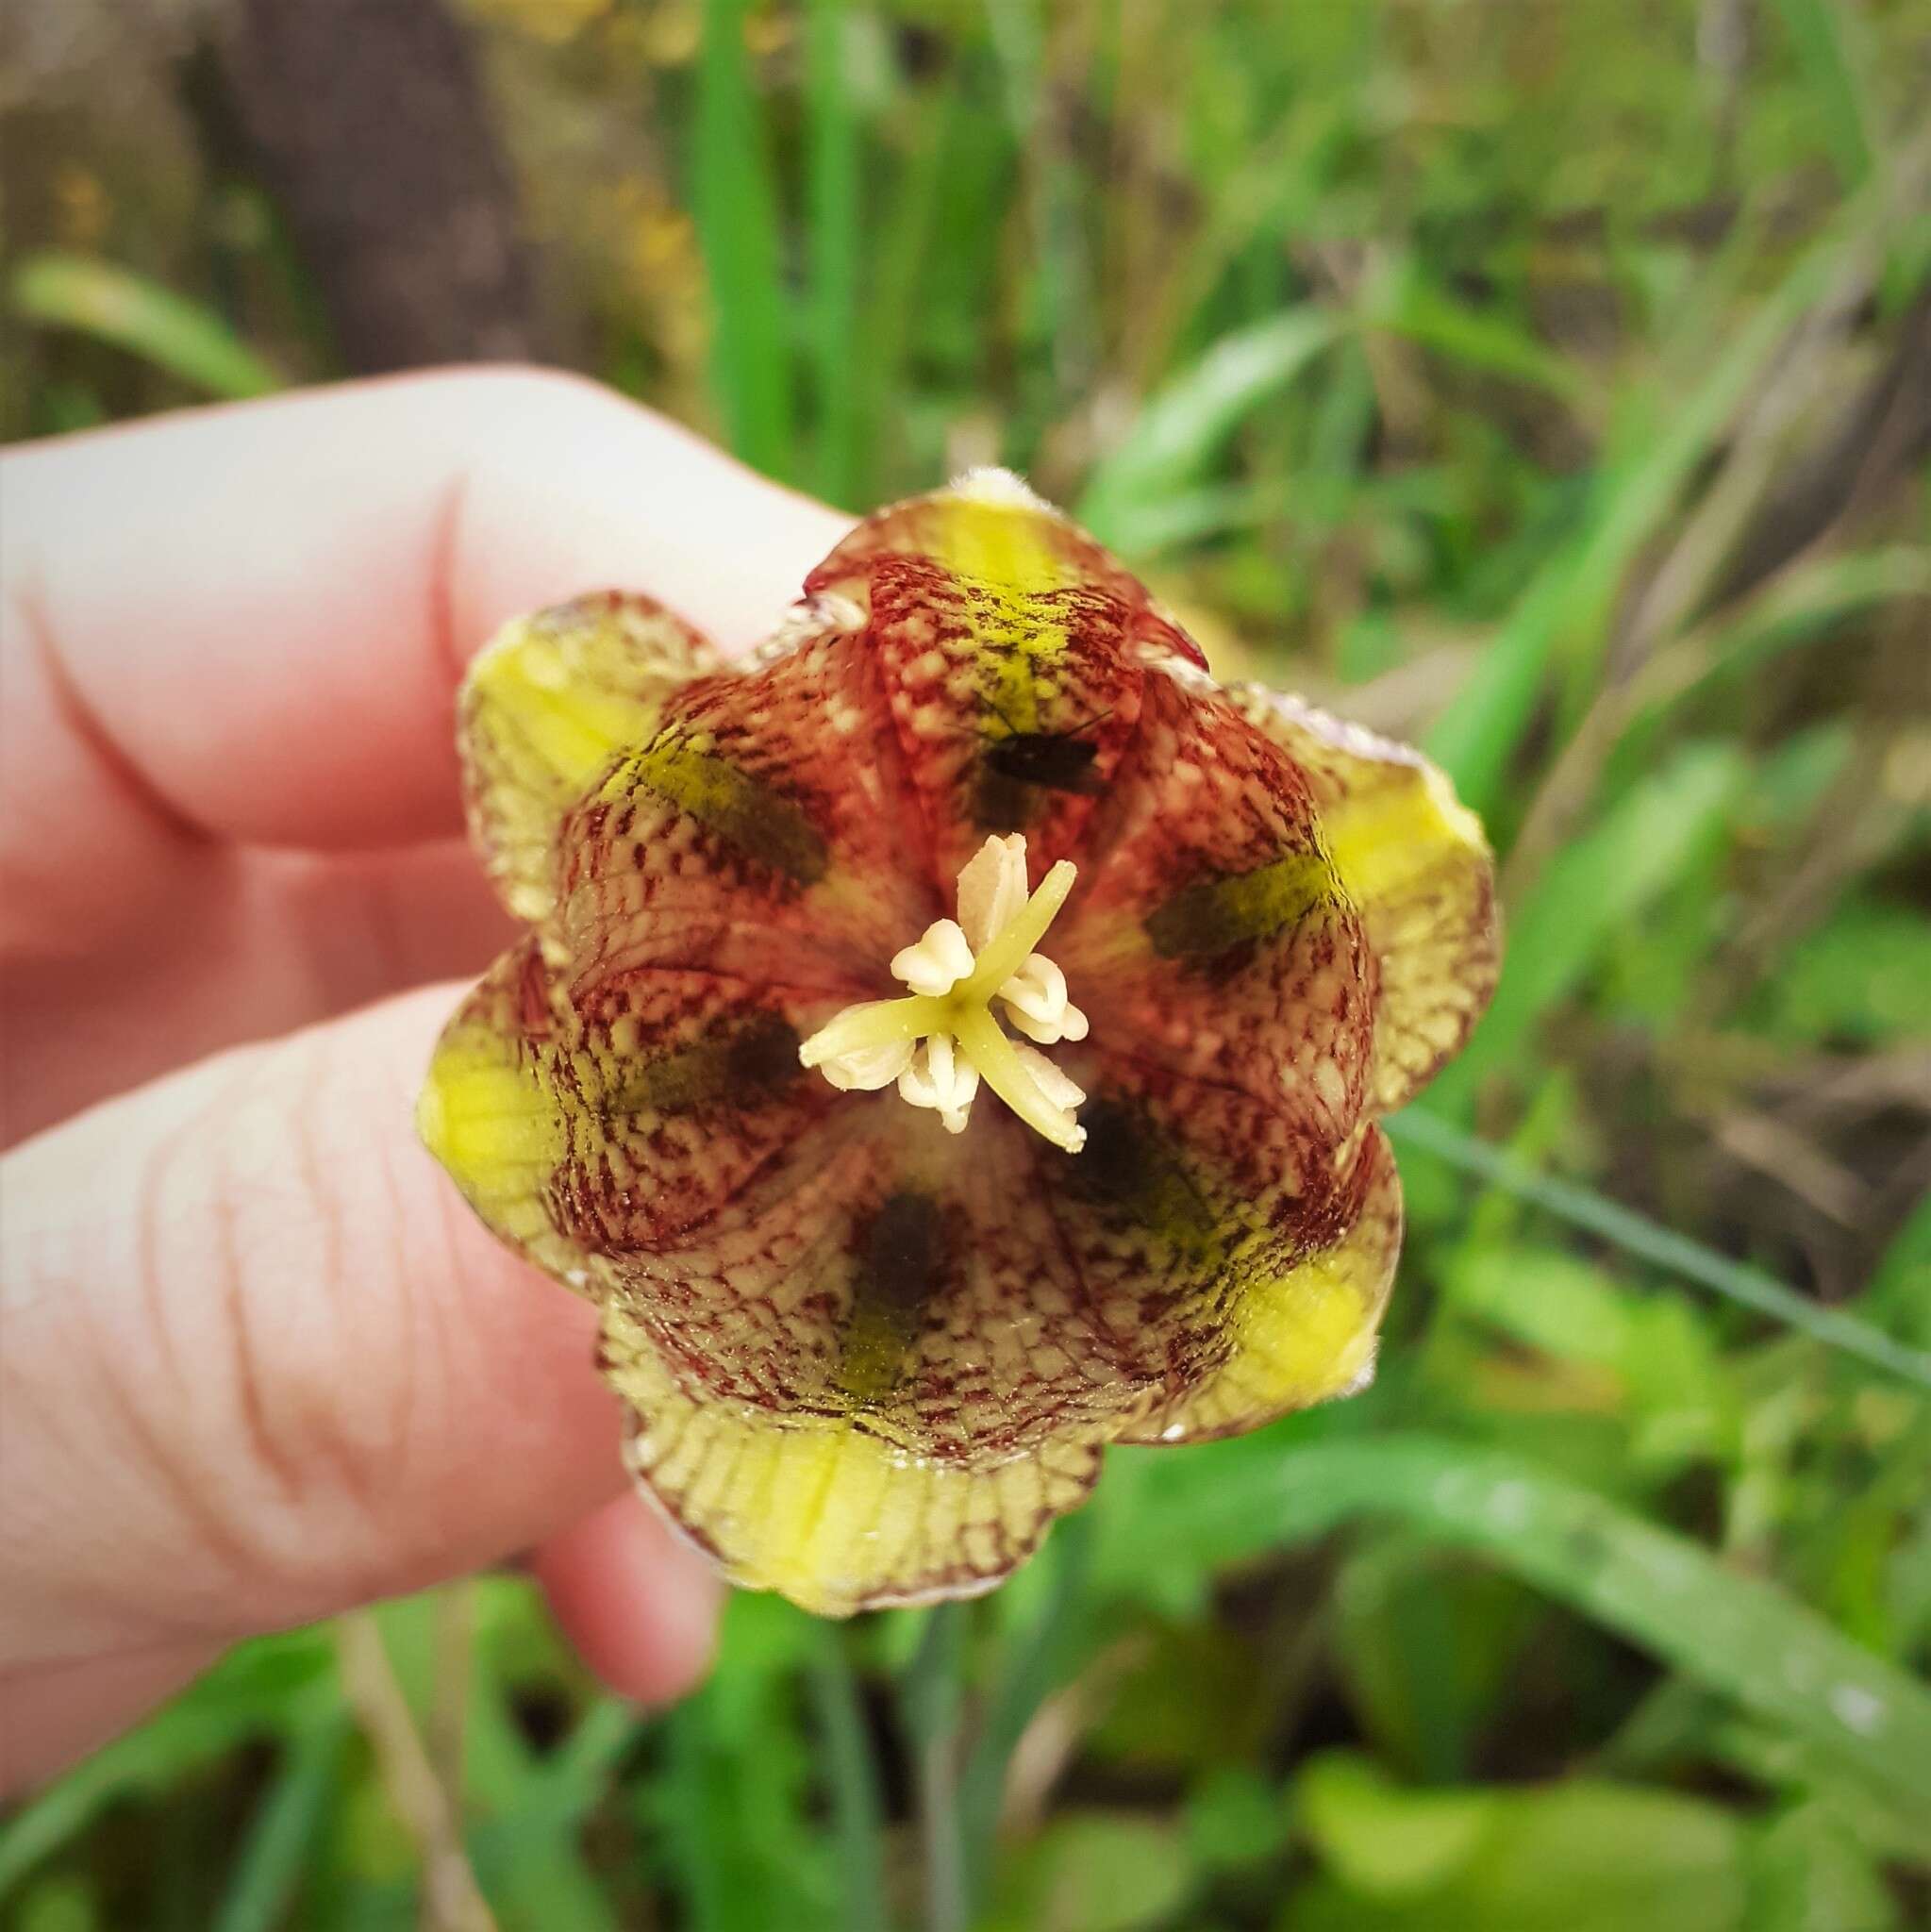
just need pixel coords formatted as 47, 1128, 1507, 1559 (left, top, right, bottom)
0, 367, 848, 853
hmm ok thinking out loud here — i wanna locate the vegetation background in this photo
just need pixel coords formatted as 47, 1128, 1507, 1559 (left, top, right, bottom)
4, 0, 1929, 1926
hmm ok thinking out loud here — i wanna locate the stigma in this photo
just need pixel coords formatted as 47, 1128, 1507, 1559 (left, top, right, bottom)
798, 834, 1090, 1152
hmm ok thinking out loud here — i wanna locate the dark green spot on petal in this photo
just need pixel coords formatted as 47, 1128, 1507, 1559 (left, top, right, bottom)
838, 1191, 944, 1406
624, 730, 829, 884
609, 1012, 802, 1114
1143, 851, 1338, 959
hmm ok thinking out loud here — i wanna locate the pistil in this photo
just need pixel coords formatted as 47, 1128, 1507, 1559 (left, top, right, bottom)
798, 834, 1090, 1151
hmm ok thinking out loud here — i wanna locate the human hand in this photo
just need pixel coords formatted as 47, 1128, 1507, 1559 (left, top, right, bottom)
0, 369, 849, 1794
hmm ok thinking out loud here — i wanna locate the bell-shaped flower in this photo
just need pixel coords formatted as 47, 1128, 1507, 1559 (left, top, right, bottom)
419, 469, 1499, 1615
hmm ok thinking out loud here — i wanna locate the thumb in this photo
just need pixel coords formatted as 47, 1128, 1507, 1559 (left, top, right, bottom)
0, 985, 717, 1707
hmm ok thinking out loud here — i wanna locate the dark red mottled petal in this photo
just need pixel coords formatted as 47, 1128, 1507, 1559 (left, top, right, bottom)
604, 1297, 1103, 1617
553, 607, 935, 992
596, 1100, 1140, 1456
807, 473, 1159, 615
866, 554, 1147, 888
1054, 661, 1375, 1147
543, 967, 846, 1255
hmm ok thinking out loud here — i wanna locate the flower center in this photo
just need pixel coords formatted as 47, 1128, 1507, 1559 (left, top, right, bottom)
797, 834, 1090, 1152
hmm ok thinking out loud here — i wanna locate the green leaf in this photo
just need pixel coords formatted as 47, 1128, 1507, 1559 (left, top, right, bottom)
10, 252, 280, 400
1286, 1754, 1749, 1932
1293, 1754, 1495, 1896
985, 1811, 1190, 1932
1768, 0, 1876, 189
1751, 895, 1931, 1045
1077, 308, 1343, 551
658, 1594, 841, 1932
1423, 188, 1883, 816
1102, 1434, 1931, 1807
209, 1716, 350, 1932
1183, 1766, 1290, 1874
695, 0, 796, 479
807, 1628, 891, 1932
960, 1512, 1094, 1880
1745, 1803, 1900, 1932
804, 0, 864, 505
1431, 742, 1748, 1107
1365, 259, 1581, 400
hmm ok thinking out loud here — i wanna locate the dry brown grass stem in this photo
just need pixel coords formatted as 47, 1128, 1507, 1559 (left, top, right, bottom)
335, 1609, 498, 1932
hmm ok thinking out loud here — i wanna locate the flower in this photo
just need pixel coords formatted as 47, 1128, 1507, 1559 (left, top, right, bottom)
418, 468, 1499, 1616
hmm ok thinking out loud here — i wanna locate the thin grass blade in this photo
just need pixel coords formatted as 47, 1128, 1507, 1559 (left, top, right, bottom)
808, 1627, 893, 1932
1388, 1108, 1931, 1391
1077, 308, 1343, 551
695, 0, 796, 479
11, 252, 280, 400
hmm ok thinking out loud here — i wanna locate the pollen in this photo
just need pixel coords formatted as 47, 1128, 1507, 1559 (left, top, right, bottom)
798, 834, 1090, 1152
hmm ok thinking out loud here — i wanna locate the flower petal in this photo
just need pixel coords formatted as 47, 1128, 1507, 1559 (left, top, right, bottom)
1111, 1123, 1402, 1443
1230, 690, 1500, 1113
545, 968, 846, 1254
805, 476, 1212, 889
1034, 1051, 1371, 1400
415, 939, 586, 1286
600, 1102, 1140, 1452
603, 1300, 1101, 1617
1055, 665, 1375, 1146
554, 603, 935, 991
806, 468, 1166, 618
418, 941, 848, 1281
458, 593, 720, 924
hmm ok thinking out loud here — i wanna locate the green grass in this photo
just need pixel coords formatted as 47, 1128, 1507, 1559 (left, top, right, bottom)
4, 1, 1928, 1927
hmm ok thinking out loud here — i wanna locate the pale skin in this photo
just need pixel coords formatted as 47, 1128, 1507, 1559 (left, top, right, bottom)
0, 367, 852, 1795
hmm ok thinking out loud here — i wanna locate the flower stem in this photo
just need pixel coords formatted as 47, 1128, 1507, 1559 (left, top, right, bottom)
809, 1625, 894, 1932
900, 1602, 971, 1932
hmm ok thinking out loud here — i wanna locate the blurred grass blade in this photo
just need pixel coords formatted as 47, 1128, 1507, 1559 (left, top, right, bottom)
658, 1596, 842, 1931
958, 1513, 1094, 1881
1367, 258, 1581, 400
808, 1629, 893, 1932
865, 70, 957, 482
1430, 741, 1746, 1108
209, 1715, 349, 1932
805, 0, 862, 506
1116, 1435, 1931, 1805
10, 252, 279, 400
1769, 0, 1875, 188
1423, 187, 1875, 815
1862, 1190, 1931, 1346
1388, 1108, 1931, 1391
1077, 308, 1342, 550
695, 0, 796, 479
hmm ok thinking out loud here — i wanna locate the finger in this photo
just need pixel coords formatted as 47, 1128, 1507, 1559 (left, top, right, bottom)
0, 982, 648, 1688
1, 1639, 222, 1796
0, 366, 847, 874
2, 840, 516, 1146
530, 1493, 723, 1707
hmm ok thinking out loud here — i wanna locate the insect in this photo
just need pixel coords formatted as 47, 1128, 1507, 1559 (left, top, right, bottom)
976, 698, 1111, 797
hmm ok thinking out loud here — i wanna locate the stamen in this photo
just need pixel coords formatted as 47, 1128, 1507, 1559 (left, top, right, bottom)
798, 834, 1089, 1148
